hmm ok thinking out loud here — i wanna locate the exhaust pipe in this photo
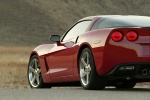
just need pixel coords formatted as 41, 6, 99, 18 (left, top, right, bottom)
142, 69, 147, 75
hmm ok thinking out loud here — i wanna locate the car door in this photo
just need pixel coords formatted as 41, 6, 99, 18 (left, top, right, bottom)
48, 21, 91, 78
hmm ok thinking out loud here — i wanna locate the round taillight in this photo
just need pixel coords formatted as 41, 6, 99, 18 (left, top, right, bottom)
111, 31, 123, 42
126, 31, 138, 41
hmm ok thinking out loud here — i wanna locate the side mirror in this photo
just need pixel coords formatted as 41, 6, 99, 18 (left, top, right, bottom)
50, 35, 60, 42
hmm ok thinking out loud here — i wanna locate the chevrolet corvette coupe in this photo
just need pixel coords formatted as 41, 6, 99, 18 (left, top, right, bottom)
28, 15, 150, 90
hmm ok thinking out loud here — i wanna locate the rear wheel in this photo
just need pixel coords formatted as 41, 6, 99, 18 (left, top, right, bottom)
27, 55, 51, 88
115, 82, 136, 89
79, 48, 106, 90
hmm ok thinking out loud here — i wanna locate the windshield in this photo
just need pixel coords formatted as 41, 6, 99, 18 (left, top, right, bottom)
91, 16, 150, 30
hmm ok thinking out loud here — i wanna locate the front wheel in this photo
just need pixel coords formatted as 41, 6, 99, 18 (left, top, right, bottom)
79, 48, 106, 90
27, 55, 51, 88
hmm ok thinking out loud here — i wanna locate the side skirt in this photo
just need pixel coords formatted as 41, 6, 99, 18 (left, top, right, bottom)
43, 74, 80, 83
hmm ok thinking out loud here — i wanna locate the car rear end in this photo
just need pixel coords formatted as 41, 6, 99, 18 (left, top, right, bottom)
102, 27, 150, 82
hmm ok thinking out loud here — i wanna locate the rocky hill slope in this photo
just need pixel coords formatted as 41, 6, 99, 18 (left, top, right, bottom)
0, 0, 150, 46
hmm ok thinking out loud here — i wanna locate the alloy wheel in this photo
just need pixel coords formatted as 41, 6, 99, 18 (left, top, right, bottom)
80, 51, 91, 86
28, 58, 41, 88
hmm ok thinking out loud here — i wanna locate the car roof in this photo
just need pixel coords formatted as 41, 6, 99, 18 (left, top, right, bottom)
79, 15, 149, 21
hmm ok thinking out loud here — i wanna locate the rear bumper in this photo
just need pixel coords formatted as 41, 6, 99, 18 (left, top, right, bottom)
106, 62, 150, 76
98, 55, 150, 76
105, 62, 150, 82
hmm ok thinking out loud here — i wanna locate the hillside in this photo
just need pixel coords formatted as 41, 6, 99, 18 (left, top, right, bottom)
0, 0, 150, 46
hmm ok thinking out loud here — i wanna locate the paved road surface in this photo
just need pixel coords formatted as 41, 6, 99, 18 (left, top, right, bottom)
0, 86, 150, 100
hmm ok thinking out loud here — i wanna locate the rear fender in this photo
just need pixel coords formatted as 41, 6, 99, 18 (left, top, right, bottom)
77, 29, 113, 75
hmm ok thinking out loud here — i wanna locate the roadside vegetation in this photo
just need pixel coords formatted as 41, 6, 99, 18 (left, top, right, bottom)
0, 46, 34, 88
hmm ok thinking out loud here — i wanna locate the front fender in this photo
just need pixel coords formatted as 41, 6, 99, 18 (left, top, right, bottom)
31, 44, 55, 57
29, 44, 55, 83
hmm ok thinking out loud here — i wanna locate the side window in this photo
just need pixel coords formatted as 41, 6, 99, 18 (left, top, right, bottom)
62, 21, 91, 42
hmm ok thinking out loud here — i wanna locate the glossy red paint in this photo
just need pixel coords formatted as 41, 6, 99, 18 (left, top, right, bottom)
99, 28, 150, 75
29, 15, 150, 84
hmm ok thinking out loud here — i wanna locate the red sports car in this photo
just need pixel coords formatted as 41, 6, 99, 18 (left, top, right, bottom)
28, 15, 150, 90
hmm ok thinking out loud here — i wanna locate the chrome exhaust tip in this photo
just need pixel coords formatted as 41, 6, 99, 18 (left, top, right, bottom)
142, 69, 148, 75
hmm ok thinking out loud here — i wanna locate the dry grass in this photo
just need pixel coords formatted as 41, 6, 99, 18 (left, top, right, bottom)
0, 46, 34, 89
0, 46, 149, 89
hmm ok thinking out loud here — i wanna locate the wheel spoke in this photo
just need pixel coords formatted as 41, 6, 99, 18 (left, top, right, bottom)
36, 76, 40, 85
86, 73, 89, 85
37, 69, 41, 74
86, 52, 90, 64
81, 58, 87, 66
80, 69, 86, 79
31, 75, 36, 84
34, 59, 38, 69
29, 67, 35, 74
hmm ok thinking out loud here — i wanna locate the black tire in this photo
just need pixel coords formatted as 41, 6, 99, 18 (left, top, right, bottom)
79, 48, 106, 90
115, 82, 136, 89
27, 55, 51, 88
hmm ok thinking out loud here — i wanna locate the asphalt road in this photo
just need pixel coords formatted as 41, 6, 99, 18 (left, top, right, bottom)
0, 86, 150, 100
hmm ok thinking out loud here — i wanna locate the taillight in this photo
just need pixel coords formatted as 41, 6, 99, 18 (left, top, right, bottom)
111, 31, 123, 42
126, 31, 138, 41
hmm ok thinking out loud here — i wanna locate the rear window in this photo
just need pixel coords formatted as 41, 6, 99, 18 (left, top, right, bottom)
91, 16, 150, 30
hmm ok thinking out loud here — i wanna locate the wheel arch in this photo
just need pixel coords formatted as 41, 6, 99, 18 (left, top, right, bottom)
29, 51, 50, 83
77, 44, 93, 73
77, 43, 106, 90
30, 52, 38, 59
